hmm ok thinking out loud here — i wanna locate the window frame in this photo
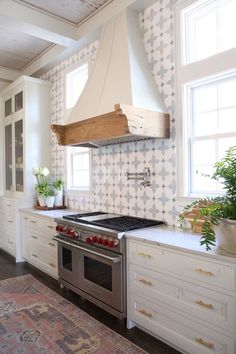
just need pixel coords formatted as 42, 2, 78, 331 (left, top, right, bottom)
175, 0, 236, 204
66, 147, 93, 193
63, 58, 92, 194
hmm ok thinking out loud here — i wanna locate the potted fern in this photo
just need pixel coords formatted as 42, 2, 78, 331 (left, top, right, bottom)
179, 146, 236, 253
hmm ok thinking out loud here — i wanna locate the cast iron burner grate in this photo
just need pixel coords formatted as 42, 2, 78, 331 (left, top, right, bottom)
63, 212, 106, 221
90, 216, 164, 232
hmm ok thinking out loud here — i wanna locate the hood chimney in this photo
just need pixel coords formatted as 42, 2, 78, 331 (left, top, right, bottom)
52, 8, 170, 147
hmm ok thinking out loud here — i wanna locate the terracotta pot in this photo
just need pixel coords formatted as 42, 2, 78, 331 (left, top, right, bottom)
215, 219, 236, 254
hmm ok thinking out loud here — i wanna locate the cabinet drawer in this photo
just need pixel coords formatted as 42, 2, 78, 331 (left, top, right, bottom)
28, 231, 57, 256
2, 198, 15, 215
129, 263, 236, 333
128, 241, 236, 291
26, 216, 56, 235
128, 293, 235, 354
28, 247, 58, 277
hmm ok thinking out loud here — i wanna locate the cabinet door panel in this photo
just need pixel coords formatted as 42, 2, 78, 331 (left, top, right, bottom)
15, 119, 23, 192
5, 124, 12, 191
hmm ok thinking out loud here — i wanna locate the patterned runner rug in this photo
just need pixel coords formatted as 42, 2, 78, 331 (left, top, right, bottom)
0, 274, 147, 354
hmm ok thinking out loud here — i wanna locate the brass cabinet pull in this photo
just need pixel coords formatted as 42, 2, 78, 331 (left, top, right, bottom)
195, 268, 214, 276
8, 240, 13, 244
49, 263, 56, 268
139, 309, 152, 318
7, 204, 12, 207
138, 252, 151, 258
195, 300, 214, 309
195, 337, 214, 349
138, 278, 153, 286
32, 254, 38, 258
47, 225, 54, 229
32, 236, 38, 240
31, 220, 37, 224
8, 220, 13, 223
48, 242, 55, 247
24, 217, 28, 220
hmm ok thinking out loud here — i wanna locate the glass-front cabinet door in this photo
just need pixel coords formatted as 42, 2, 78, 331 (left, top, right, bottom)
5, 124, 13, 191
4, 119, 24, 193
15, 119, 23, 192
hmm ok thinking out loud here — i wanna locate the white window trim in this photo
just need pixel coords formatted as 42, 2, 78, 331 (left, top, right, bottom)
175, 0, 236, 207
63, 57, 93, 194
65, 147, 93, 194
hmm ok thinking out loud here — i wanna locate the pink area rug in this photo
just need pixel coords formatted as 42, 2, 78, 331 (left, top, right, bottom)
0, 274, 146, 354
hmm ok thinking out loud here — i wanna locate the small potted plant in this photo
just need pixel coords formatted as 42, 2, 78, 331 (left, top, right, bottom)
44, 188, 55, 208
179, 146, 236, 253
52, 179, 63, 206
32, 167, 50, 207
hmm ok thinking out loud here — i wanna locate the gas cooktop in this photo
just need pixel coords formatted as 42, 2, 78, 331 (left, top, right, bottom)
63, 212, 164, 232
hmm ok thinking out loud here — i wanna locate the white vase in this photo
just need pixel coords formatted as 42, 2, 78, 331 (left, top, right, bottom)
46, 196, 55, 208
215, 218, 236, 254
54, 188, 63, 207
38, 195, 46, 207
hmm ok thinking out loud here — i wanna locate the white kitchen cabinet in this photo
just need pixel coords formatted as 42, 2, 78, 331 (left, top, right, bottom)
127, 238, 236, 354
21, 210, 58, 278
0, 76, 51, 261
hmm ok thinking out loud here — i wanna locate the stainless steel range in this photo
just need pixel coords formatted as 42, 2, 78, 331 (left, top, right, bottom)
53, 212, 164, 319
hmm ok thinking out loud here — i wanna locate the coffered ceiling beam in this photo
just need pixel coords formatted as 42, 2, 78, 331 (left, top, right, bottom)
0, 0, 78, 46
0, 66, 21, 82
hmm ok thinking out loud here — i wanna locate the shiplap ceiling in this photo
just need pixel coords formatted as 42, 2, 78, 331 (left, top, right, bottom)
19, 0, 111, 25
0, 0, 154, 83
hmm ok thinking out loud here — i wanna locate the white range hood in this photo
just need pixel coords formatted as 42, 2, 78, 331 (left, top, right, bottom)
52, 8, 170, 147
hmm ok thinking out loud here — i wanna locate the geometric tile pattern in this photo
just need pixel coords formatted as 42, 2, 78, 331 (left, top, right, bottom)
41, 0, 179, 226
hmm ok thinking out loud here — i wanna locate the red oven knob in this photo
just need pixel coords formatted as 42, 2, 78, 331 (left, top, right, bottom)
108, 240, 115, 248
66, 229, 71, 235
86, 237, 92, 244
61, 226, 67, 232
103, 239, 109, 246
56, 225, 60, 232
70, 231, 76, 238
92, 236, 98, 243
98, 237, 103, 244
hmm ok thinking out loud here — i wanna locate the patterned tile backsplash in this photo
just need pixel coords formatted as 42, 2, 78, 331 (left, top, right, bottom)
41, 0, 179, 226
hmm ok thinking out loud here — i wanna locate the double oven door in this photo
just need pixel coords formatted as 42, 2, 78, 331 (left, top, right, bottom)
56, 238, 124, 313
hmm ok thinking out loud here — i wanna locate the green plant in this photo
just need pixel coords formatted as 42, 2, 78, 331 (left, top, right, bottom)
43, 189, 55, 198
52, 179, 63, 191
179, 145, 236, 251
32, 167, 50, 196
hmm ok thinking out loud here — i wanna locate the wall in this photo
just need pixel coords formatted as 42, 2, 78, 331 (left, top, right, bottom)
41, 0, 178, 226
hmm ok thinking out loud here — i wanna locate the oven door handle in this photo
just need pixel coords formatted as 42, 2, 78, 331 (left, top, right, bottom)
72, 244, 121, 263
52, 237, 71, 246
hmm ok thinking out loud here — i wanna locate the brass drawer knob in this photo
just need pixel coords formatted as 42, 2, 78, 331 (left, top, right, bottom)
48, 242, 55, 247
32, 236, 38, 240
31, 220, 37, 224
139, 309, 152, 318
138, 252, 152, 258
138, 278, 153, 286
49, 263, 56, 268
195, 337, 214, 349
195, 268, 214, 276
47, 225, 54, 229
195, 300, 214, 309
32, 254, 38, 258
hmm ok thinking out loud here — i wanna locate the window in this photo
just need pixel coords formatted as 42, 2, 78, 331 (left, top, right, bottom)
67, 147, 91, 191
175, 0, 236, 198
182, 0, 236, 64
64, 60, 91, 192
65, 62, 88, 110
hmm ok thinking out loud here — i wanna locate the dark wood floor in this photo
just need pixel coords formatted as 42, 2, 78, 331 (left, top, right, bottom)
0, 250, 181, 354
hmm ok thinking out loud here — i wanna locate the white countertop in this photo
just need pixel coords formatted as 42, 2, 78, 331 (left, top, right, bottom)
126, 225, 236, 263
19, 207, 76, 219
20, 208, 236, 263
